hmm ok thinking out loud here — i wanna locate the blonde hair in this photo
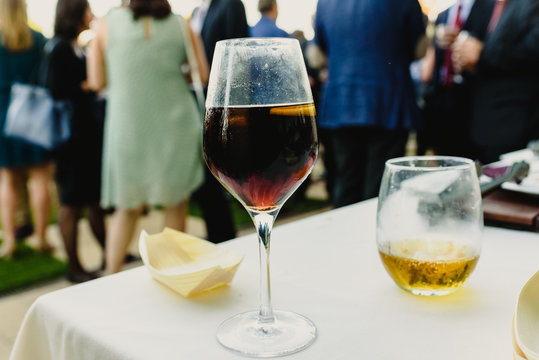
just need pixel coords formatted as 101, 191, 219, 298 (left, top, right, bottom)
0, 0, 32, 51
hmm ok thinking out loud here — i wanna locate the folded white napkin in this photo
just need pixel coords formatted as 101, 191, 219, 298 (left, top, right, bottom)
139, 228, 244, 297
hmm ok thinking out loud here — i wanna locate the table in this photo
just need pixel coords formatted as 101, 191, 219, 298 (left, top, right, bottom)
9, 199, 539, 360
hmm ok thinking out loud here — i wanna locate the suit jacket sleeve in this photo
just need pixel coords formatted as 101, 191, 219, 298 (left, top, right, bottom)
479, 0, 539, 71
313, 1, 327, 54
226, 0, 249, 39
406, 0, 426, 60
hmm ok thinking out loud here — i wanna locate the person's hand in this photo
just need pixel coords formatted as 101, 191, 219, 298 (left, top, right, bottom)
435, 25, 460, 50
451, 34, 483, 72
318, 68, 328, 84
81, 80, 91, 92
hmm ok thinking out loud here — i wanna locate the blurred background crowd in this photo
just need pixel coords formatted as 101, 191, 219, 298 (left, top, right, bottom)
0, 0, 538, 282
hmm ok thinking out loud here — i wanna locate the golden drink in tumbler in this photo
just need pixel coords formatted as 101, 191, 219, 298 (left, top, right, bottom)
376, 156, 483, 296
379, 238, 479, 295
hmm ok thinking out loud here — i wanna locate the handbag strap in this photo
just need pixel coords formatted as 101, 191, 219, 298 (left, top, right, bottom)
177, 15, 206, 114
37, 37, 61, 87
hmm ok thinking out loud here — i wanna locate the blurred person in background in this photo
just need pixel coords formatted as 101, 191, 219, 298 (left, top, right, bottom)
46, 0, 105, 282
0, 0, 53, 258
422, 0, 495, 158
408, 12, 431, 156
287, 29, 320, 203
452, 0, 539, 163
87, 0, 208, 274
313, 0, 425, 207
250, 0, 289, 38
7, 14, 45, 245
190, 0, 248, 243
305, 16, 335, 202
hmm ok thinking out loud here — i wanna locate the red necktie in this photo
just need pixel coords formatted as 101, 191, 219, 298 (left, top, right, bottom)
442, 3, 463, 86
487, 0, 508, 33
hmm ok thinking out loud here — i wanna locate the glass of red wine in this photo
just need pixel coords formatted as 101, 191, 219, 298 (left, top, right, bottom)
203, 38, 318, 357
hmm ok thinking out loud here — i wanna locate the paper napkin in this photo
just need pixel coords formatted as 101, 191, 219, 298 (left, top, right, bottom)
139, 228, 244, 297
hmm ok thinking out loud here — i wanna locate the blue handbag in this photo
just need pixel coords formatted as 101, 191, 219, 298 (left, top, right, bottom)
4, 82, 72, 150
3, 39, 72, 150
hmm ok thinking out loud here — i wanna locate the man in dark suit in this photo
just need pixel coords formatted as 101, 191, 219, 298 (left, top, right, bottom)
190, 0, 249, 243
453, 0, 539, 163
426, 0, 495, 158
192, 0, 249, 65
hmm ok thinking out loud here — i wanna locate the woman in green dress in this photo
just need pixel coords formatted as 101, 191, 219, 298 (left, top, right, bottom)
0, 0, 53, 258
87, 0, 208, 274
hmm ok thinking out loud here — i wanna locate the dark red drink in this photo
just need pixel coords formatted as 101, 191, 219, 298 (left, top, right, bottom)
203, 103, 318, 211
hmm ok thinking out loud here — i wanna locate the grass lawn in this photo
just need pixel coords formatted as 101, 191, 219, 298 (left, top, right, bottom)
0, 195, 330, 296
0, 241, 67, 296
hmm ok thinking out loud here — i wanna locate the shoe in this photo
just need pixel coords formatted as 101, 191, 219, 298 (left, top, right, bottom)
67, 270, 98, 283
99, 254, 141, 271
125, 254, 141, 264
15, 223, 34, 241
141, 205, 150, 216
0, 243, 16, 260
36, 242, 54, 254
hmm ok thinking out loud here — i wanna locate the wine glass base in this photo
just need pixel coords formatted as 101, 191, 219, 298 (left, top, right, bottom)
216, 310, 317, 358
408, 288, 458, 296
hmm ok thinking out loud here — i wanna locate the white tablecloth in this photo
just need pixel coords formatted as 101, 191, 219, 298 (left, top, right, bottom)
9, 199, 539, 359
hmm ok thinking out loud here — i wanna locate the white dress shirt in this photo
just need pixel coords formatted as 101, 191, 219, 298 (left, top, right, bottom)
190, 0, 212, 34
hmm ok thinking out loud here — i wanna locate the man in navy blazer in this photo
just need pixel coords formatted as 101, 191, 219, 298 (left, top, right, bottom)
313, 0, 425, 207
190, 0, 249, 243
453, 0, 539, 163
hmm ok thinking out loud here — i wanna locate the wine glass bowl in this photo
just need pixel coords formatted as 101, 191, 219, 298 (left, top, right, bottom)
204, 103, 317, 212
376, 156, 483, 296
203, 38, 318, 357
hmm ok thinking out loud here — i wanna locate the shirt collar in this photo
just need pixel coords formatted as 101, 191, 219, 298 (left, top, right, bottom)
447, 0, 475, 25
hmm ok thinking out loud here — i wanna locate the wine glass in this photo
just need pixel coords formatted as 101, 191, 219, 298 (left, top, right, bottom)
376, 156, 483, 296
203, 38, 318, 357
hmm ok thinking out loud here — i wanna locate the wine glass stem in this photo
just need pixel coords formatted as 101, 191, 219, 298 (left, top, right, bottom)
249, 208, 280, 324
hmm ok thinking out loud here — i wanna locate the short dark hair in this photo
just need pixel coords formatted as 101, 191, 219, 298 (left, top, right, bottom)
129, 0, 171, 20
54, 0, 89, 39
258, 0, 276, 13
